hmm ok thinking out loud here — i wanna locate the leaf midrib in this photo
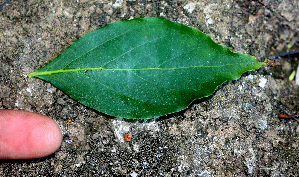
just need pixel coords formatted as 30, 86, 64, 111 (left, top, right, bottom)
28, 62, 252, 78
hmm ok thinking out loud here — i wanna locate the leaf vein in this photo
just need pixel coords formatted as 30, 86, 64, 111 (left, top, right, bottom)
131, 71, 178, 91
29, 62, 253, 77
100, 34, 168, 68
60, 26, 142, 70
49, 74, 111, 108
79, 72, 153, 107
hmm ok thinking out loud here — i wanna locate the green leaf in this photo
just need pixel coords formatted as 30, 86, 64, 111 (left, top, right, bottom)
28, 17, 265, 119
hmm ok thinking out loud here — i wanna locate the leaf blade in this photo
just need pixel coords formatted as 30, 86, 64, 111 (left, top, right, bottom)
29, 17, 265, 119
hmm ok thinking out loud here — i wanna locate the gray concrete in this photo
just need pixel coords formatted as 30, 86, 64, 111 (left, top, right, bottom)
0, 0, 298, 176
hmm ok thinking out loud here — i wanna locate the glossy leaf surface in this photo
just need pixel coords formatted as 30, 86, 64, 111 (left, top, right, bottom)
28, 17, 264, 119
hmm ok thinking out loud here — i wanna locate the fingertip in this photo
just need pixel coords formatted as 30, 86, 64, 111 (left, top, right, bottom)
38, 115, 63, 158
0, 110, 62, 159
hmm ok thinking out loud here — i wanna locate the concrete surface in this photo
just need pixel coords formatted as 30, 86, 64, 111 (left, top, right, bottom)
0, 0, 298, 176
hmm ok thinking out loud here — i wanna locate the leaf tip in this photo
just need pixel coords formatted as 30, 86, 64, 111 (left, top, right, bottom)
27, 72, 36, 79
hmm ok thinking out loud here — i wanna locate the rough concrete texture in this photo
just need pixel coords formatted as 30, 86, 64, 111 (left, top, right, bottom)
0, 0, 298, 176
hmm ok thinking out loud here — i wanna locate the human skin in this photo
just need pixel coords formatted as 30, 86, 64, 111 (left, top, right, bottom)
0, 110, 62, 159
